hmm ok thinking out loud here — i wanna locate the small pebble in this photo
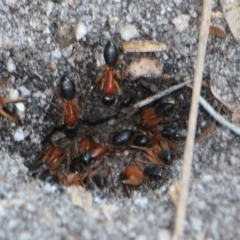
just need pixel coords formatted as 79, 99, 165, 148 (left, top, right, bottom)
7, 58, 16, 73
49, 62, 57, 71
76, 22, 87, 41
52, 48, 62, 59
14, 127, 25, 142
172, 14, 190, 32
9, 89, 19, 101
19, 86, 30, 96
46, 1, 54, 16
119, 24, 139, 41
15, 102, 25, 113
157, 229, 171, 240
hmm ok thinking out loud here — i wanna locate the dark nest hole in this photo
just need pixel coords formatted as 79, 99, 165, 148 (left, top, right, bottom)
0, 51, 220, 199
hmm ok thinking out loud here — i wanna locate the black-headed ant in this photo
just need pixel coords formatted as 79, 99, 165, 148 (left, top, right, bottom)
30, 162, 59, 184
35, 143, 66, 171
96, 41, 122, 105
121, 164, 162, 186
141, 102, 174, 129
131, 130, 175, 165
83, 169, 108, 189
59, 76, 81, 132
43, 145, 66, 169
70, 134, 112, 170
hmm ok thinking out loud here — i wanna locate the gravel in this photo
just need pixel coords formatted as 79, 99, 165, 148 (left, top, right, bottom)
1, 0, 240, 239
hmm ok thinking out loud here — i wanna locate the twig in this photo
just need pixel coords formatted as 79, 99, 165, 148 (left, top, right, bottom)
199, 96, 240, 135
133, 80, 192, 108
172, 1, 213, 240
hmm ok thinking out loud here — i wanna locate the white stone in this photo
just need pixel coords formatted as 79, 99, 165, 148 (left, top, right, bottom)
7, 58, 16, 73
172, 14, 190, 32
19, 86, 30, 96
134, 197, 148, 208
62, 44, 73, 58
9, 89, 19, 101
157, 229, 172, 240
76, 22, 87, 41
46, 1, 54, 16
14, 127, 25, 142
43, 26, 51, 34
15, 103, 25, 112
119, 24, 139, 41
108, 16, 120, 28
52, 48, 62, 59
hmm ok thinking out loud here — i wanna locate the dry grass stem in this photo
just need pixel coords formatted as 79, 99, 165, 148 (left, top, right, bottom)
172, 0, 213, 239
199, 96, 240, 135
133, 80, 191, 109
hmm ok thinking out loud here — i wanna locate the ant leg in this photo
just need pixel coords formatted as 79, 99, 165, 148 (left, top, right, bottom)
122, 184, 130, 198
72, 101, 81, 115
41, 147, 54, 162
114, 80, 121, 95
75, 72, 83, 92
95, 72, 106, 84
93, 157, 105, 169
114, 70, 122, 81
0, 109, 16, 122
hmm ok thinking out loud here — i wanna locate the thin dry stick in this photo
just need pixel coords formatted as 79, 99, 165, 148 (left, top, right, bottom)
199, 96, 240, 135
133, 80, 191, 108
172, 0, 213, 240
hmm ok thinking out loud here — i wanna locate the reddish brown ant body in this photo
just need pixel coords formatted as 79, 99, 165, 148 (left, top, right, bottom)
141, 102, 174, 129
60, 76, 81, 132
60, 172, 83, 186
96, 41, 122, 105
40, 144, 66, 170
131, 129, 175, 165
71, 135, 93, 159
70, 135, 112, 171
121, 165, 162, 186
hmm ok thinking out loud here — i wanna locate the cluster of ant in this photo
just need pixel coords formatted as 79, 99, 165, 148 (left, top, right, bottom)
1, 42, 179, 195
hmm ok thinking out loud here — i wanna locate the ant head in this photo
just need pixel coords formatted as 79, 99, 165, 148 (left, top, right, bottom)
158, 150, 174, 165
60, 76, 76, 101
143, 165, 162, 180
92, 173, 107, 188
104, 41, 118, 67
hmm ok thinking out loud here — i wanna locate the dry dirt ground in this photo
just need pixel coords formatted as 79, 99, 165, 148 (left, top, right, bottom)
0, 0, 240, 239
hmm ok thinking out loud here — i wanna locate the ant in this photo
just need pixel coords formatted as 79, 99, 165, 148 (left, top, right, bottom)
83, 169, 108, 189
121, 164, 162, 186
70, 134, 113, 171
59, 172, 83, 186
96, 41, 122, 105
70, 135, 93, 159
33, 141, 66, 172
59, 76, 82, 133
131, 128, 176, 165
29, 162, 59, 184
141, 102, 174, 129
